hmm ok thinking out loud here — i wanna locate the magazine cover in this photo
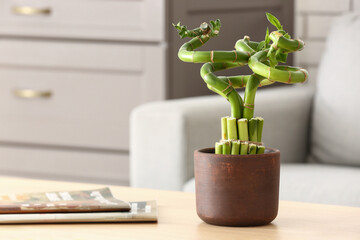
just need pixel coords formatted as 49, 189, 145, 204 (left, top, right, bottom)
0, 200, 157, 224
0, 188, 131, 214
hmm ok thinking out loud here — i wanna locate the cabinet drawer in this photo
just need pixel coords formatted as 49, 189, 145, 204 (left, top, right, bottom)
0, 0, 165, 41
0, 38, 143, 72
0, 145, 129, 185
0, 42, 165, 150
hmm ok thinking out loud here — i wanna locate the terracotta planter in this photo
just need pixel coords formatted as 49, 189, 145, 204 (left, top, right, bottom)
194, 147, 280, 227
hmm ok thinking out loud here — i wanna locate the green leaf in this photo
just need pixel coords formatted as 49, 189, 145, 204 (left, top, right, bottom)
266, 12, 283, 30
257, 41, 265, 51
276, 52, 288, 63
209, 19, 221, 37
172, 22, 189, 39
284, 33, 291, 39
269, 54, 278, 68
267, 45, 275, 57
264, 27, 270, 48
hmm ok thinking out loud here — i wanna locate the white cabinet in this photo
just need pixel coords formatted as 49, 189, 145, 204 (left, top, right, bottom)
0, 0, 166, 185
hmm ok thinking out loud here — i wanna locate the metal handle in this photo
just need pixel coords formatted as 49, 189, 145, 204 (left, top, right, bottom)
12, 6, 51, 16
13, 89, 52, 99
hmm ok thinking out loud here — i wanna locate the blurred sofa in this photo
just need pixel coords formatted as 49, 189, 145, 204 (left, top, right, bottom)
130, 13, 360, 207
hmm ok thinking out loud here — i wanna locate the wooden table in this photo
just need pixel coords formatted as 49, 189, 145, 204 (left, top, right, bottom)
0, 176, 359, 240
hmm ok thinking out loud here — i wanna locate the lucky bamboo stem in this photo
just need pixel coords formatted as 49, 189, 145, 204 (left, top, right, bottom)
237, 118, 249, 141
249, 118, 258, 142
221, 117, 228, 140
257, 145, 265, 154
248, 144, 257, 155
215, 142, 223, 154
222, 141, 231, 155
256, 117, 264, 142
227, 117, 238, 140
231, 141, 240, 155
240, 142, 249, 155
243, 75, 262, 120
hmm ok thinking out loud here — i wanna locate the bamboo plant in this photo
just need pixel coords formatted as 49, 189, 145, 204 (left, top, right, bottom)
173, 13, 308, 155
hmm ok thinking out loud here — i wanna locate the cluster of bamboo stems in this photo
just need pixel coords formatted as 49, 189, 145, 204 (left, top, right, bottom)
174, 13, 307, 155
215, 116, 264, 155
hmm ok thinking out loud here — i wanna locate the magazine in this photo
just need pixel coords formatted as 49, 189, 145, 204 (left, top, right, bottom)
0, 200, 157, 224
0, 188, 131, 214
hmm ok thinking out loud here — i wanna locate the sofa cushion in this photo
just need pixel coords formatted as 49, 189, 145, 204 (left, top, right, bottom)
279, 164, 360, 207
183, 163, 360, 207
310, 13, 360, 166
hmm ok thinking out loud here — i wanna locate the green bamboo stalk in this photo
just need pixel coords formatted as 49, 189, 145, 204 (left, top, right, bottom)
237, 118, 249, 141
235, 37, 257, 54
248, 51, 308, 84
231, 141, 240, 155
240, 142, 249, 155
257, 145, 265, 154
215, 142, 223, 154
221, 117, 228, 140
227, 117, 238, 140
222, 141, 231, 155
248, 118, 258, 142
200, 63, 244, 119
243, 75, 262, 120
248, 144, 257, 154
256, 117, 264, 142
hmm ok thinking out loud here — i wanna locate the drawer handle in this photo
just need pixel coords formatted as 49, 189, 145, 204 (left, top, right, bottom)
13, 89, 52, 99
12, 6, 51, 16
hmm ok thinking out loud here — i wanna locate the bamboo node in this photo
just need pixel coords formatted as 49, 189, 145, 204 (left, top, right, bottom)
233, 50, 238, 62
225, 88, 233, 97
299, 68, 308, 82
287, 71, 292, 84
210, 51, 214, 63
268, 67, 271, 79
243, 103, 254, 110
209, 62, 215, 71
197, 36, 204, 44
295, 39, 303, 51
222, 78, 233, 93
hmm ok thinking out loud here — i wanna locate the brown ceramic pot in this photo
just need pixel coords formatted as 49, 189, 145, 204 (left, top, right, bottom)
194, 147, 280, 227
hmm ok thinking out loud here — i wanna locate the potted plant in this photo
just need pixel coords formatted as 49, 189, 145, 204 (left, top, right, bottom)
173, 13, 308, 226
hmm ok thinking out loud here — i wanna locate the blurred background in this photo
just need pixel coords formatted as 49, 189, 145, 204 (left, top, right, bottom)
0, 0, 357, 186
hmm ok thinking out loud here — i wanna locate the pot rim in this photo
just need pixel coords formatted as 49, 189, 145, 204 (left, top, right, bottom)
195, 147, 280, 158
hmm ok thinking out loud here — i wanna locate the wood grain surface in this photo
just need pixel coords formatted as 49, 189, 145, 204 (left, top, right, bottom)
0, 176, 359, 240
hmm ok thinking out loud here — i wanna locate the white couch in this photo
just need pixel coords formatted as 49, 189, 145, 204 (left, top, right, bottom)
130, 13, 360, 207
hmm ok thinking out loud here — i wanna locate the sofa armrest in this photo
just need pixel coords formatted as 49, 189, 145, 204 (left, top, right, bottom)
130, 85, 314, 190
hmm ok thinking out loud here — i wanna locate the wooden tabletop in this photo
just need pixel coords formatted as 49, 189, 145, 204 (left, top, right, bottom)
0, 176, 359, 240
